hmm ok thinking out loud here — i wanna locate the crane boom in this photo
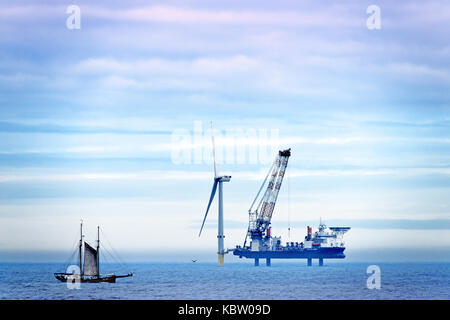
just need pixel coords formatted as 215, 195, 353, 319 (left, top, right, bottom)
245, 149, 291, 246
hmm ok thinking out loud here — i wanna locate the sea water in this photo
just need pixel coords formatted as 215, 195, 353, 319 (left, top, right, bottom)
0, 262, 449, 300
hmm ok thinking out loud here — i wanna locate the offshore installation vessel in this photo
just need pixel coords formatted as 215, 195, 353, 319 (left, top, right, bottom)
232, 149, 351, 266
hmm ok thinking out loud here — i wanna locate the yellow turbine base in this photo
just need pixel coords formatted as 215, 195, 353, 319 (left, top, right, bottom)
218, 253, 224, 266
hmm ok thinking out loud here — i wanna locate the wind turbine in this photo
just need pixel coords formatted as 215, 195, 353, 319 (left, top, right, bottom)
198, 122, 231, 266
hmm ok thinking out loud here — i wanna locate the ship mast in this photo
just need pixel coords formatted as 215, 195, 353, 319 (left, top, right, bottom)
79, 220, 83, 275
97, 226, 100, 277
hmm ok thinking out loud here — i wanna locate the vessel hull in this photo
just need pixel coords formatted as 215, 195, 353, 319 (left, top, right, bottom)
233, 247, 345, 259
54, 273, 132, 283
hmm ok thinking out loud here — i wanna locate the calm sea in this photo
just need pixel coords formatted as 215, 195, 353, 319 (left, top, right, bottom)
0, 262, 449, 300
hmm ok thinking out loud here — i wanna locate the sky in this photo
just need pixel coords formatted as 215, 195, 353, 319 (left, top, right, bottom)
0, 0, 449, 262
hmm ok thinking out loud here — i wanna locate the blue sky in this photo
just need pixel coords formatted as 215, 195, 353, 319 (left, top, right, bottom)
0, 0, 449, 262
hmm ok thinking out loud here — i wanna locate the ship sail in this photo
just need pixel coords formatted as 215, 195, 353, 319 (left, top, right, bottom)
83, 242, 99, 276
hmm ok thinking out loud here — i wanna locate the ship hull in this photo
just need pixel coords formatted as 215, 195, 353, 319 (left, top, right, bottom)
233, 246, 345, 259
54, 273, 132, 283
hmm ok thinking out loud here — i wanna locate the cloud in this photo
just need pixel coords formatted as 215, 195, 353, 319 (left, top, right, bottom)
0, 3, 361, 28
0, 170, 210, 183
401, 1, 450, 24
0, 4, 61, 21
0, 73, 48, 86
99, 75, 139, 89
0, 167, 449, 183
370, 63, 450, 83
82, 5, 361, 27
74, 55, 260, 76
68, 55, 271, 91
201, 218, 450, 230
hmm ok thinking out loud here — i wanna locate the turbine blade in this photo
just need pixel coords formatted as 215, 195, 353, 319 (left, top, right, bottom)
210, 121, 218, 178
199, 180, 218, 237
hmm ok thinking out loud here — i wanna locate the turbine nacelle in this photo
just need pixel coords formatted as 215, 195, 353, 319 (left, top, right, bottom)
216, 175, 231, 182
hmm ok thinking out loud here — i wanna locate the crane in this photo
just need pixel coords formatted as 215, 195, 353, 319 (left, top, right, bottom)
244, 149, 291, 250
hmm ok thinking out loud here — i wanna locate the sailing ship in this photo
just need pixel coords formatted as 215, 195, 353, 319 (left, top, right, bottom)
54, 221, 133, 283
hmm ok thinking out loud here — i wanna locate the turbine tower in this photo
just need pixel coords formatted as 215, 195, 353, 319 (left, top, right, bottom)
199, 122, 231, 266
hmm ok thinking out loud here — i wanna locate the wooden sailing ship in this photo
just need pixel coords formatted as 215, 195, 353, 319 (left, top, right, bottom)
54, 221, 133, 283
